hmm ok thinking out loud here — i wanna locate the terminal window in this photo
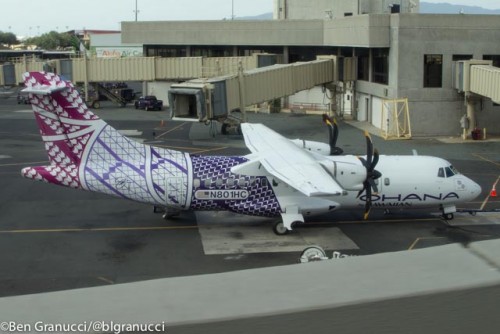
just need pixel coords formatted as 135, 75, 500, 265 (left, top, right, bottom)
483, 55, 500, 67
372, 48, 389, 85
424, 54, 442, 88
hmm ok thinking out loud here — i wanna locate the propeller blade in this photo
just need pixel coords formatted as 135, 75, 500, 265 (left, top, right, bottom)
364, 183, 372, 220
367, 178, 379, 194
363, 207, 372, 220
370, 149, 380, 172
358, 157, 368, 169
365, 131, 373, 166
332, 119, 339, 148
323, 114, 343, 155
359, 132, 380, 220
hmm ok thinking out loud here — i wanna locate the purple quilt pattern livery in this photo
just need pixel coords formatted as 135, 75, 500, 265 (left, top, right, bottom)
190, 155, 281, 217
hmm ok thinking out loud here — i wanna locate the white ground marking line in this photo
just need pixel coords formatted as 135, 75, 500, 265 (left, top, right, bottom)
196, 212, 359, 255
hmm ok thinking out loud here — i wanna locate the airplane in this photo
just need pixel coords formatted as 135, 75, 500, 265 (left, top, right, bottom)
20, 72, 482, 235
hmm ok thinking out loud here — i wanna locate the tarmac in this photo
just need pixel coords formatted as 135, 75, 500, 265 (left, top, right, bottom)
0, 98, 499, 298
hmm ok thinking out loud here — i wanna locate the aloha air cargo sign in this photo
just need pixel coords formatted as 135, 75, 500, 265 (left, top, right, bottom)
95, 47, 143, 58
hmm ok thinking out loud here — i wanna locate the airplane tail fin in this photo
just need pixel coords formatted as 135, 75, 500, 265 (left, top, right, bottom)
21, 72, 190, 206
21, 72, 108, 189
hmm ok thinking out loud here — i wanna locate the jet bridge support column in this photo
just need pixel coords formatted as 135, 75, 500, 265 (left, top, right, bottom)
465, 94, 477, 139
238, 61, 248, 123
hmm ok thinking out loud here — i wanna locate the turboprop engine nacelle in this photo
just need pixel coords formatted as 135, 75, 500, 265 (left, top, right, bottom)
319, 157, 367, 192
290, 139, 331, 156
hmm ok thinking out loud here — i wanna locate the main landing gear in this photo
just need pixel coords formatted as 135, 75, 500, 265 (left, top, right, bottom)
153, 206, 180, 220
273, 209, 304, 235
273, 221, 290, 236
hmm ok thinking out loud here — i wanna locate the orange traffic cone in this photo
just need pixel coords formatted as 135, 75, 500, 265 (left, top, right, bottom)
491, 187, 497, 197
160, 120, 165, 127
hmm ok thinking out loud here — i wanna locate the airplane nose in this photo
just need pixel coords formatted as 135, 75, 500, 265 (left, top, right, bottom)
468, 179, 482, 200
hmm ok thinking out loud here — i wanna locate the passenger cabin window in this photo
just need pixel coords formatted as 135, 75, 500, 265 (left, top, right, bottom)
204, 179, 211, 188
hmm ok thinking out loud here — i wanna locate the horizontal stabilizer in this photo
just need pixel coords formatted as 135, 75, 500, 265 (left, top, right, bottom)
22, 85, 68, 95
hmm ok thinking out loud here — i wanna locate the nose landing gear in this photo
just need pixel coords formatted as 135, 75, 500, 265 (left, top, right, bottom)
440, 204, 456, 221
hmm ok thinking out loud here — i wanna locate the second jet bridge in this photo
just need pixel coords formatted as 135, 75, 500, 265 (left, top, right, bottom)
454, 59, 500, 138
168, 56, 354, 124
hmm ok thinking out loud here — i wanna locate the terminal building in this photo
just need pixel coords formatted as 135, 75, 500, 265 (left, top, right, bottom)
120, 0, 500, 136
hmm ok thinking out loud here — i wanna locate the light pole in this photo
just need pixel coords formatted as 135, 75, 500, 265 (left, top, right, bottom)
231, 0, 234, 20
134, 0, 139, 21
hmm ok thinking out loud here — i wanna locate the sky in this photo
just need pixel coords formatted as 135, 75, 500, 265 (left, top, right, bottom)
423, 0, 499, 9
1, 0, 499, 38
0, 0, 273, 38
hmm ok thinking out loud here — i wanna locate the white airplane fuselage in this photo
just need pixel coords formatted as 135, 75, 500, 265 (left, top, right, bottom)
186, 154, 481, 220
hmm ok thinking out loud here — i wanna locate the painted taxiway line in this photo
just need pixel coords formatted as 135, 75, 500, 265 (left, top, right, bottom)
155, 122, 187, 139
0, 225, 198, 234
472, 153, 500, 168
97, 277, 115, 285
480, 175, 500, 211
408, 237, 447, 250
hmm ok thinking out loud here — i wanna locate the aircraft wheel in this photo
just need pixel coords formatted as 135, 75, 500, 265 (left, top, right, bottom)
92, 101, 100, 109
273, 221, 289, 236
299, 246, 327, 263
442, 213, 454, 220
162, 210, 180, 220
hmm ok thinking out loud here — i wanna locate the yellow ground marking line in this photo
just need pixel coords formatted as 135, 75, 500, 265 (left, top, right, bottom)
155, 122, 187, 139
191, 146, 229, 154
408, 237, 447, 250
151, 144, 229, 154
472, 153, 500, 168
97, 277, 115, 285
150, 144, 208, 151
316, 217, 438, 225
480, 175, 500, 211
0, 225, 198, 234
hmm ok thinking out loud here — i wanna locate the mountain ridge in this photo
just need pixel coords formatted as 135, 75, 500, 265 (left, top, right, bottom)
236, 2, 500, 19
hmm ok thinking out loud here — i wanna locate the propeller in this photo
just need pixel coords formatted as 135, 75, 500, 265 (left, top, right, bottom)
322, 114, 343, 155
356, 131, 382, 220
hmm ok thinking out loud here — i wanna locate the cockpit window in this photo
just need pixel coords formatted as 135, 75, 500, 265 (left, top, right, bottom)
450, 165, 460, 175
445, 165, 459, 178
444, 167, 455, 177
439, 166, 460, 178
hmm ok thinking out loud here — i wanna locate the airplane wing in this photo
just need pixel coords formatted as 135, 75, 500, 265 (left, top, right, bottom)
235, 123, 344, 196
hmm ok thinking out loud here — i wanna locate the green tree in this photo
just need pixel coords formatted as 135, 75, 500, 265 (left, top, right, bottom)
25, 31, 74, 50
0, 31, 19, 46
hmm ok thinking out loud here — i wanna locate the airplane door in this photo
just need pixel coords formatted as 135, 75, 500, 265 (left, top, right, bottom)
165, 177, 186, 208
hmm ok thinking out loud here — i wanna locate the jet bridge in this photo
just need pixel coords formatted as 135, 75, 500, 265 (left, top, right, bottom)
454, 59, 500, 138
168, 56, 354, 129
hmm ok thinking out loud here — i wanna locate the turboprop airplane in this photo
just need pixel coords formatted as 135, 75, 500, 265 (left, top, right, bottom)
21, 72, 482, 235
